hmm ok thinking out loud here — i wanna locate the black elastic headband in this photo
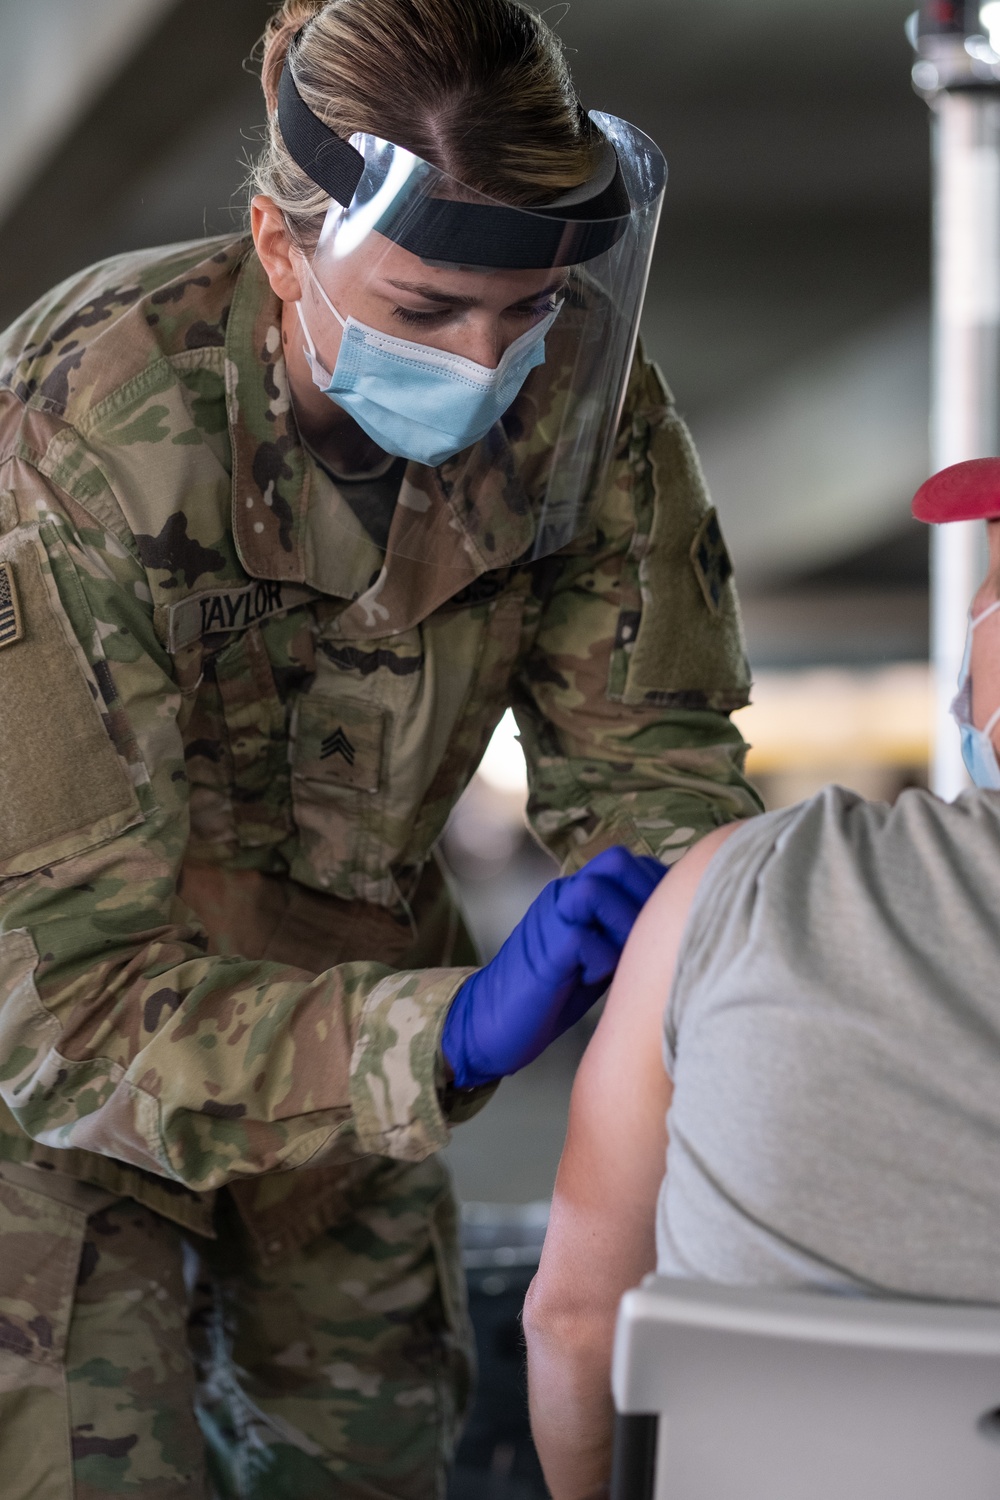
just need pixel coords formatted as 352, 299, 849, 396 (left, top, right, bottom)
276, 55, 631, 268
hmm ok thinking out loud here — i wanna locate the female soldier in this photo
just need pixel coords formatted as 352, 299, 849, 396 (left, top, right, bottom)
0, 0, 759, 1495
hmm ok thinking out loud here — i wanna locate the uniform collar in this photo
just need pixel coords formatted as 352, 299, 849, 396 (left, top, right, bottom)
224, 247, 536, 636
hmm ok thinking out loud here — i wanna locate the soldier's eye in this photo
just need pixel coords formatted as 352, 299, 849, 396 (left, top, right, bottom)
507, 298, 559, 322
391, 305, 452, 327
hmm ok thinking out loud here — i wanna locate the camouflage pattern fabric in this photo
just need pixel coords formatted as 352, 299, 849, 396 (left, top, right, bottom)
0, 232, 759, 1236
0, 1157, 467, 1499
192, 1153, 470, 1499
0, 1159, 202, 1500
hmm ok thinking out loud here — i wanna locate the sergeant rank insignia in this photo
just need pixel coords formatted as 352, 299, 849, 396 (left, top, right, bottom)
321, 727, 356, 765
689, 507, 733, 616
0, 562, 22, 649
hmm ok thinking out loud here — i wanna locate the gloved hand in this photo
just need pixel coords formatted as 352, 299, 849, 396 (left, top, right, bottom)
442, 845, 666, 1089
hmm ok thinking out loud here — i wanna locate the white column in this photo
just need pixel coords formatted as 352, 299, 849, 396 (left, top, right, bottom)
930, 91, 999, 797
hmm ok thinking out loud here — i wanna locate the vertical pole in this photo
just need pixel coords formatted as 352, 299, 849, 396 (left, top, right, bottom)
930, 92, 1000, 796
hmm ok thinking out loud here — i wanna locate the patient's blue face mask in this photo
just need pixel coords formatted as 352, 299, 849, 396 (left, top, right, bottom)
297, 268, 561, 468
951, 598, 1000, 788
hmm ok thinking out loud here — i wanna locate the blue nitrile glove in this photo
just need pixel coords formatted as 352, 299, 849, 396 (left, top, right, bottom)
442, 845, 666, 1088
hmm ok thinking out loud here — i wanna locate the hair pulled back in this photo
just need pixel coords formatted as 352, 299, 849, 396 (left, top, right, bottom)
252, 0, 603, 246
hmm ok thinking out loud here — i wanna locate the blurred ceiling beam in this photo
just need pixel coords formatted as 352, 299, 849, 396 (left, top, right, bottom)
0, 0, 178, 222
0, 0, 272, 328
695, 303, 930, 587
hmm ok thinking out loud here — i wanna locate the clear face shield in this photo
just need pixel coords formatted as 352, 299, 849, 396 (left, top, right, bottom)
278, 57, 666, 571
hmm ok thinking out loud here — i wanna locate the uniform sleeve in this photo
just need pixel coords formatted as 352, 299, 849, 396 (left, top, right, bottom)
514, 347, 763, 871
0, 455, 479, 1193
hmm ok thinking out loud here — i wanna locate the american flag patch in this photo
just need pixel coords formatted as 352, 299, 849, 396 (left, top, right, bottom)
0, 561, 22, 649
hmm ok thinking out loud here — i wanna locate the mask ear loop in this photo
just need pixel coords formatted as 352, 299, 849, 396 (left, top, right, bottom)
970, 598, 1000, 630
303, 259, 347, 329
958, 597, 1000, 686
295, 260, 347, 385
966, 598, 1000, 741
297, 300, 321, 368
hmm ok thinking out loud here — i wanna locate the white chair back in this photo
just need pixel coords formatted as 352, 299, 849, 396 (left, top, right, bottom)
610, 1276, 1000, 1500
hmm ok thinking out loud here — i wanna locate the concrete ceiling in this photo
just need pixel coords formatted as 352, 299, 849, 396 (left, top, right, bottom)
0, 0, 936, 663
0, 0, 175, 218
0, 0, 270, 321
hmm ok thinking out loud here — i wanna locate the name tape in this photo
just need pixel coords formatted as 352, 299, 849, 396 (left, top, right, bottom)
166, 580, 317, 652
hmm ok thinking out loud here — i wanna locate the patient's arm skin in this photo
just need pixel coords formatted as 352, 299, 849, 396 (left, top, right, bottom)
523, 823, 741, 1500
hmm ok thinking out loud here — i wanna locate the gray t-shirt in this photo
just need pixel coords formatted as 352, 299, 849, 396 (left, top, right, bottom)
658, 784, 1000, 1302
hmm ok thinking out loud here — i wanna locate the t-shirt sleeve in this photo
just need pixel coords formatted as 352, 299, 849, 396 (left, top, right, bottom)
663, 802, 803, 1072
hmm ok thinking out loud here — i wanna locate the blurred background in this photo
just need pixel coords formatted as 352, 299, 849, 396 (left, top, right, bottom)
0, 0, 933, 1492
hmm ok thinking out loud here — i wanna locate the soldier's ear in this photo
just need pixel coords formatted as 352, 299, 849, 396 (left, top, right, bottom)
250, 195, 303, 303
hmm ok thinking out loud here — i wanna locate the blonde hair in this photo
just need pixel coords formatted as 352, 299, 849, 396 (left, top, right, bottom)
252, 0, 603, 246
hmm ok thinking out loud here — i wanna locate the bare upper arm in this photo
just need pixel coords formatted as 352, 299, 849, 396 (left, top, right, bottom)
530, 822, 743, 1319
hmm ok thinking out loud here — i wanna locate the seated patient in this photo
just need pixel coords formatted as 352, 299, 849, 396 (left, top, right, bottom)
523, 459, 1000, 1500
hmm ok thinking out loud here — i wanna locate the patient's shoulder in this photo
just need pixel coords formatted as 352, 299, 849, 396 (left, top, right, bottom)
615, 821, 757, 1046
636, 821, 746, 946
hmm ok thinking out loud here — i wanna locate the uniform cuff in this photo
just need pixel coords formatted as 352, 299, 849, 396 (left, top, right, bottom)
350, 966, 488, 1160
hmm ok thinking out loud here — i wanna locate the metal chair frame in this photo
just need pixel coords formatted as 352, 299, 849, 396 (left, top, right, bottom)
610, 1276, 1000, 1500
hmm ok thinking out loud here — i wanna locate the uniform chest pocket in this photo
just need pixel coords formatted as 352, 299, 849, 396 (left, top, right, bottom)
293, 695, 385, 793
215, 627, 291, 849
289, 694, 391, 903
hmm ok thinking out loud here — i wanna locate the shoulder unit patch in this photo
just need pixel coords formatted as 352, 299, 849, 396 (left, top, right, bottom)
0, 562, 23, 649
689, 507, 734, 616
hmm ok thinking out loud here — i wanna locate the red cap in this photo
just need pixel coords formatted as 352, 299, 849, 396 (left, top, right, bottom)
912, 458, 1000, 523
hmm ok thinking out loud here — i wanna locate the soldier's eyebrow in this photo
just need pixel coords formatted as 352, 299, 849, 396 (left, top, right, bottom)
383, 277, 565, 308
384, 279, 480, 307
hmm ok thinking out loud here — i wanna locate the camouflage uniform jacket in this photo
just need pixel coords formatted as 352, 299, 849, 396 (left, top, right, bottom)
0, 235, 760, 1255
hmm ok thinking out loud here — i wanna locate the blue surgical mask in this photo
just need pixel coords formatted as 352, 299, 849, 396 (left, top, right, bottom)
951, 599, 1000, 789
297, 270, 561, 468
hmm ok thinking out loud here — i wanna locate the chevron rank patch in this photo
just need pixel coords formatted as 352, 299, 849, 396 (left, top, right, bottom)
0, 562, 22, 649
689, 507, 733, 616
294, 696, 384, 793
321, 726, 356, 766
